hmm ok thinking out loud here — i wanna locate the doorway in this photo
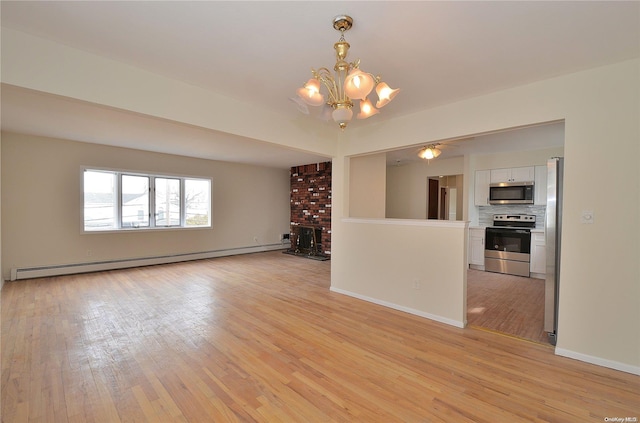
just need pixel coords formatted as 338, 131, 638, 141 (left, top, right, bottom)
439, 187, 447, 219
428, 178, 439, 219
427, 176, 460, 220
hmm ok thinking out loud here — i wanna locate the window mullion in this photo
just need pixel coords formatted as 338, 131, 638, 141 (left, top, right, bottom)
117, 173, 123, 229
150, 176, 156, 228
181, 179, 186, 226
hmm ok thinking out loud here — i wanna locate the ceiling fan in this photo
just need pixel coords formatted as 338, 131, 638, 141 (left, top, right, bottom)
418, 144, 443, 160
417, 142, 461, 160
388, 142, 461, 167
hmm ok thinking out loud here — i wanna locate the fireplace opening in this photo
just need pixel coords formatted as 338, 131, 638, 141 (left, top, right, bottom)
299, 226, 320, 251
284, 225, 329, 261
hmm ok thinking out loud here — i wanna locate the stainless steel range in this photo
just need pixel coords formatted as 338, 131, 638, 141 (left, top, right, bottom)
484, 214, 536, 277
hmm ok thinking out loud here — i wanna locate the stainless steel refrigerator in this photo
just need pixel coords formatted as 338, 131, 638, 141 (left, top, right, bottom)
545, 157, 563, 345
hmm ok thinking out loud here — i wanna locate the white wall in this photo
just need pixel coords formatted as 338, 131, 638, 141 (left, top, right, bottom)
386, 156, 465, 219
349, 153, 386, 218
333, 59, 640, 374
1, 133, 291, 280
331, 218, 467, 328
473, 146, 565, 171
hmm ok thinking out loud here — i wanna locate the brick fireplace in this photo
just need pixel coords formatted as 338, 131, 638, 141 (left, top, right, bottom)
289, 162, 331, 257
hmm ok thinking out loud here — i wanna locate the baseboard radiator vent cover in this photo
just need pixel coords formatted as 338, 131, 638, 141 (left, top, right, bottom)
10, 244, 284, 281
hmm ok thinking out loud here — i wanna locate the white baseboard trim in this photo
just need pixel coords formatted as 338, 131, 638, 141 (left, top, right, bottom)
555, 347, 640, 376
329, 287, 465, 329
10, 244, 285, 281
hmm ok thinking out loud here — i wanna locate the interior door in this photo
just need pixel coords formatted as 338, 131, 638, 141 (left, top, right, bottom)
440, 187, 447, 220
427, 178, 439, 219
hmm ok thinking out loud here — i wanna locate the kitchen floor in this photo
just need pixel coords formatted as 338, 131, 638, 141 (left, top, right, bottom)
466, 269, 549, 344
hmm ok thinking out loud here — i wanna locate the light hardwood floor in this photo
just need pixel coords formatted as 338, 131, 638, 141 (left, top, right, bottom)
466, 269, 548, 344
2, 251, 639, 422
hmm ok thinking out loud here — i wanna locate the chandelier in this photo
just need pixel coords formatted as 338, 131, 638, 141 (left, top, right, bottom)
295, 15, 399, 130
418, 144, 442, 160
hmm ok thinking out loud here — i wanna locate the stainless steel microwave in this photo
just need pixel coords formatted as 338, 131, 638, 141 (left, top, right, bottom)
489, 181, 534, 205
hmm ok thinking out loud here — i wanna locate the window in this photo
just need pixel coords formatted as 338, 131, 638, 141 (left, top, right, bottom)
155, 177, 180, 226
122, 174, 150, 228
83, 168, 211, 232
83, 170, 117, 230
185, 178, 211, 227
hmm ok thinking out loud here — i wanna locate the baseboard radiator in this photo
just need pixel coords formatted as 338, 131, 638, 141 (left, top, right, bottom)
10, 243, 285, 281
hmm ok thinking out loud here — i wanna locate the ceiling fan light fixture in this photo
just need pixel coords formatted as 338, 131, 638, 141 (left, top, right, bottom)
294, 15, 398, 130
419, 145, 442, 160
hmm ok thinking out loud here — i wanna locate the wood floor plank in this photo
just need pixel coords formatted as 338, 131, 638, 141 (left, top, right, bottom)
130, 384, 160, 422
467, 268, 549, 343
2, 251, 639, 422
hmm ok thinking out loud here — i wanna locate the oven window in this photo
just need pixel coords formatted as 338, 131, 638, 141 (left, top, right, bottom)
485, 228, 531, 254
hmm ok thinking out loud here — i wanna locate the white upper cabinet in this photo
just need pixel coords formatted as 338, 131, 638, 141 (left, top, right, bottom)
490, 166, 535, 183
474, 170, 491, 206
534, 165, 547, 205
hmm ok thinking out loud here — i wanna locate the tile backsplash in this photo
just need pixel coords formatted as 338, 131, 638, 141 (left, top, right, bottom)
479, 205, 546, 228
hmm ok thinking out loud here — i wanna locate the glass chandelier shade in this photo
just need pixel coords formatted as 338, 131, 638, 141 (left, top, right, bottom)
375, 82, 400, 108
295, 15, 399, 130
357, 97, 379, 119
297, 79, 325, 107
344, 68, 375, 100
332, 105, 353, 127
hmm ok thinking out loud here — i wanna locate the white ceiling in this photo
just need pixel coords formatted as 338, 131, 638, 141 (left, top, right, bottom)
1, 1, 638, 168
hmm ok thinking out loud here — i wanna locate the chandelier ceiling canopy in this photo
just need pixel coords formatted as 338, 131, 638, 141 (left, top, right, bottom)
295, 15, 399, 130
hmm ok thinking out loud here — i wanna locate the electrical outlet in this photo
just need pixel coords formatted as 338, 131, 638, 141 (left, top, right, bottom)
413, 280, 421, 290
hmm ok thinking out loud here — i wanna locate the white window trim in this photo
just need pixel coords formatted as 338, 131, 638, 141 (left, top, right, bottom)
81, 166, 212, 233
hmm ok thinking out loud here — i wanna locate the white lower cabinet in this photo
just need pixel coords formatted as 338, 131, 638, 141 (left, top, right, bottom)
530, 232, 546, 275
469, 228, 485, 267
